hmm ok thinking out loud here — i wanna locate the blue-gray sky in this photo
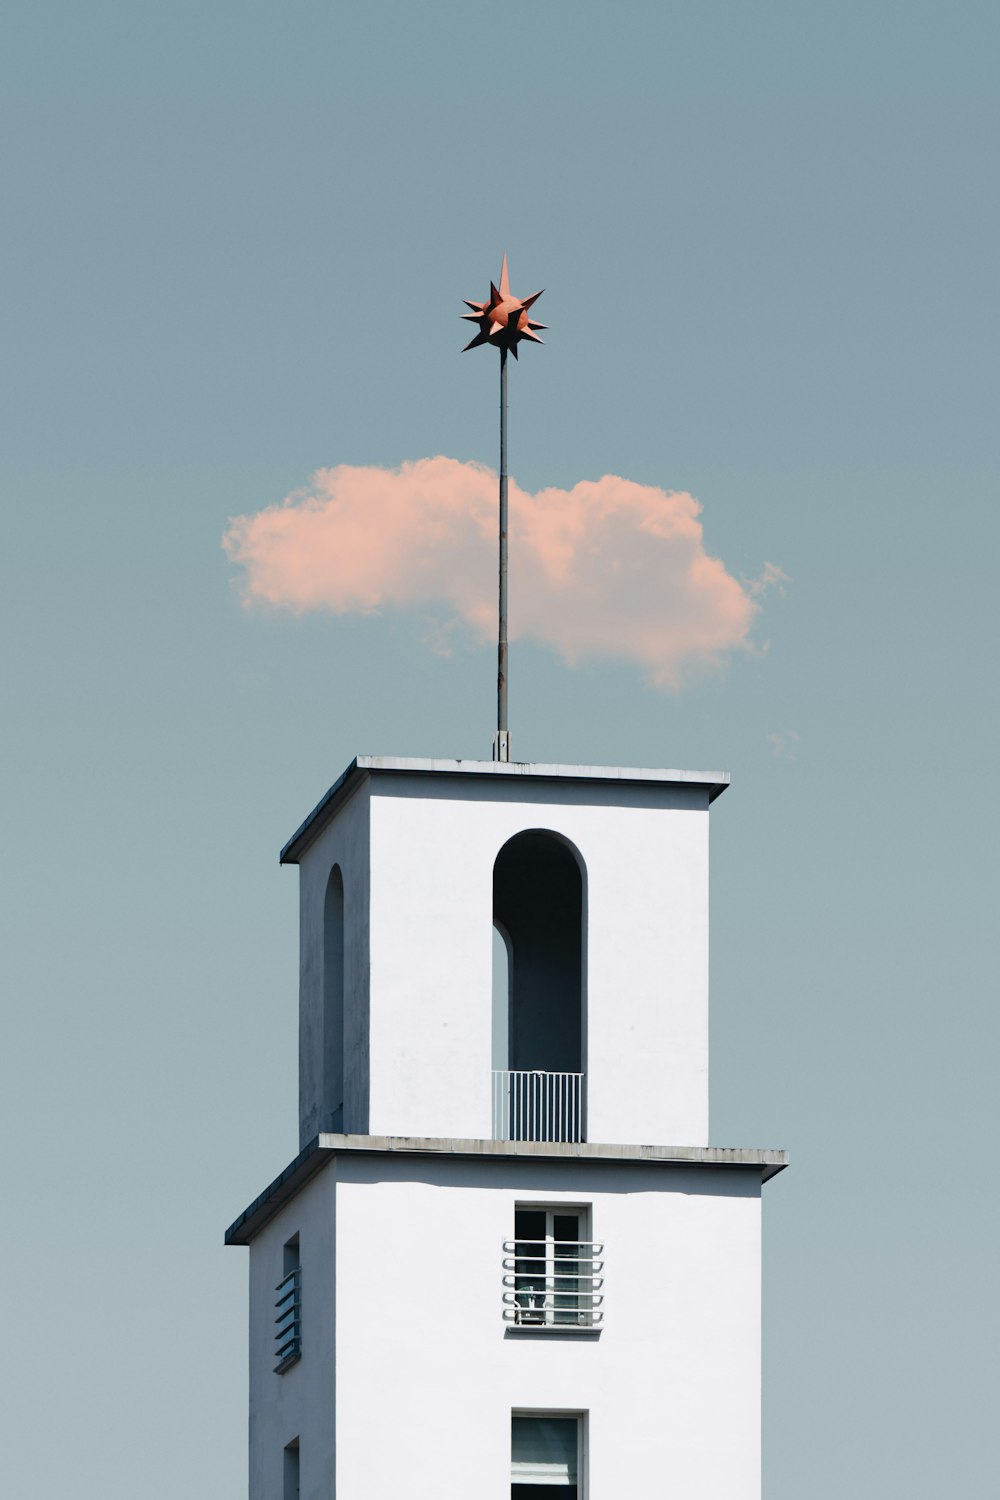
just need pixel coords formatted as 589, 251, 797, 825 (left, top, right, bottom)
2, 3, 997, 1494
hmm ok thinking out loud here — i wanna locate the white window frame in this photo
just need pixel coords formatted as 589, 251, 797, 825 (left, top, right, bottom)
511, 1408, 588, 1497
505, 1203, 602, 1328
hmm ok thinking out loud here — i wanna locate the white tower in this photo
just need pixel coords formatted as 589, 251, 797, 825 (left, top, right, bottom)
226, 755, 786, 1499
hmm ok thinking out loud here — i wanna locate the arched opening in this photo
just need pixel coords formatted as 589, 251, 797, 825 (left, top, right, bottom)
493, 831, 586, 1140
323, 864, 345, 1131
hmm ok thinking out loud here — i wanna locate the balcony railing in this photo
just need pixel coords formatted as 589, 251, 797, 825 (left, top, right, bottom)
502, 1238, 605, 1327
491, 1069, 586, 1143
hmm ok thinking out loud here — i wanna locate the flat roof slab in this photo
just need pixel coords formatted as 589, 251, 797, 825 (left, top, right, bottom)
225, 1134, 787, 1245
281, 755, 730, 863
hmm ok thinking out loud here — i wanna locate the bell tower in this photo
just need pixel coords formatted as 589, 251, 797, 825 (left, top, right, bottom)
226, 754, 786, 1499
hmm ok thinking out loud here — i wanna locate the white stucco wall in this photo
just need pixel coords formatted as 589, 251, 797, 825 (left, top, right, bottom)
292, 764, 713, 1148
247, 1152, 762, 1499
248, 1172, 336, 1500
365, 774, 711, 1145
248, 762, 759, 1497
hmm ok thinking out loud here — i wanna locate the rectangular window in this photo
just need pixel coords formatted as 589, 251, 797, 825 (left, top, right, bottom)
274, 1234, 301, 1372
504, 1207, 603, 1328
283, 1440, 299, 1500
511, 1413, 584, 1496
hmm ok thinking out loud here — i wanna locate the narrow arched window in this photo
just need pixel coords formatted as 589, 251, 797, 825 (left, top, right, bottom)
323, 865, 345, 1130
493, 831, 586, 1141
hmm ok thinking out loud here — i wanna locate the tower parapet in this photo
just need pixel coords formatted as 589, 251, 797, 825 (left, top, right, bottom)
281, 755, 729, 1150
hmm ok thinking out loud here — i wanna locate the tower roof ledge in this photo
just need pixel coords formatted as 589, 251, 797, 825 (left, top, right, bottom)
280, 755, 731, 864
224, 1134, 786, 1246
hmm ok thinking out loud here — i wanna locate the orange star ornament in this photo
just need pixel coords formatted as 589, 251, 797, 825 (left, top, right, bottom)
461, 255, 546, 358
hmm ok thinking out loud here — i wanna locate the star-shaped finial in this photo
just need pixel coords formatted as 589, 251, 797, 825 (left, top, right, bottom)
461, 255, 546, 359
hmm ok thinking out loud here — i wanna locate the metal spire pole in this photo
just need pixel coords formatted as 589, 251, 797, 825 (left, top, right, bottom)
460, 256, 546, 764
497, 348, 509, 761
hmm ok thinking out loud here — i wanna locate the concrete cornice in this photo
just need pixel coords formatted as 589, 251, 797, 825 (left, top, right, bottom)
280, 755, 731, 864
224, 1134, 787, 1246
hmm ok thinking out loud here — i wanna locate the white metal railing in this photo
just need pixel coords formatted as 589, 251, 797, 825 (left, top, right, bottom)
491, 1069, 586, 1142
502, 1238, 605, 1327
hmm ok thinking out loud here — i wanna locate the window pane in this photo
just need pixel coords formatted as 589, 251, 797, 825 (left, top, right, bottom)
511, 1416, 578, 1485
513, 1210, 547, 1321
515, 1209, 546, 1240
512, 1488, 577, 1498
553, 1243, 580, 1324
552, 1214, 581, 1323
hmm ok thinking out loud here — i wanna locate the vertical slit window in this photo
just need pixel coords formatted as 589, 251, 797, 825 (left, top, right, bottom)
274, 1235, 301, 1372
323, 866, 345, 1131
283, 1440, 300, 1500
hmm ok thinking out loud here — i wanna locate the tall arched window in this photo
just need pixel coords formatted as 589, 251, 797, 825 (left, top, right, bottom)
494, 830, 584, 1073
323, 865, 345, 1130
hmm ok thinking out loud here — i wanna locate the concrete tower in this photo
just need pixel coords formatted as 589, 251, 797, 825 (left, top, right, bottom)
226, 755, 786, 1498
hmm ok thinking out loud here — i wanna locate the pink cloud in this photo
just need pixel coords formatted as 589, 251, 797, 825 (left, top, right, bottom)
223, 456, 781, 687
